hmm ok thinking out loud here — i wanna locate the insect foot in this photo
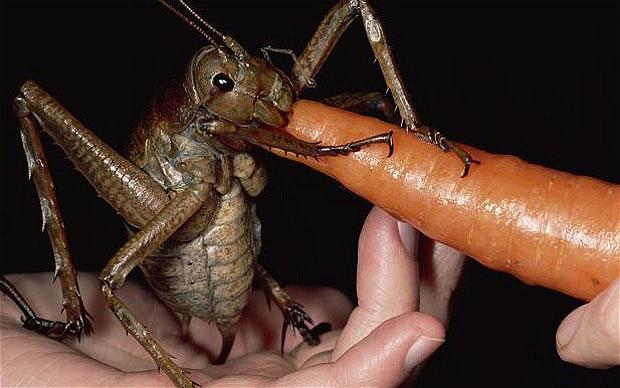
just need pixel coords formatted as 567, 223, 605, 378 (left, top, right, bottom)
62, 303, 94, 341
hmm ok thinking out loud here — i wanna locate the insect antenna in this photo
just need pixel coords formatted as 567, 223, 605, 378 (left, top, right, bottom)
157, 0, 229, 52
175, 0, 227, 42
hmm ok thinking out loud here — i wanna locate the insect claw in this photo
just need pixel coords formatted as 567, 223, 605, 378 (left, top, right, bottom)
460, 165, 468, 178
460, 157, 481, 178
386, 131, 394, 157
310, 322, 332, 337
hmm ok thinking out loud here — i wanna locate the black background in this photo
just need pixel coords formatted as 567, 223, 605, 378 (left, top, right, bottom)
2, 1, 618, 387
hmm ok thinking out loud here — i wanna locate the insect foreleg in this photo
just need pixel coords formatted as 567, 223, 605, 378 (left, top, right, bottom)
232, 126, 393, 158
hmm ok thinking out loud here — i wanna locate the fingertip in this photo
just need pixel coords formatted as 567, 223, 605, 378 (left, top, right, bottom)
556, 304, 586, 352
357, 207, 418, 314
556, 279, 620, 368
359, 206, 397, 248
406, 311, 446, 340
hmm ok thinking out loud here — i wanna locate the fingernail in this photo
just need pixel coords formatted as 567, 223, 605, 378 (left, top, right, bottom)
397, 221, 418, 257
404, 335, 445, 372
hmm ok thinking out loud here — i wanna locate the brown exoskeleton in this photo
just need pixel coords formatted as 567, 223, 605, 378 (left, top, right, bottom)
2, 1, 478, 387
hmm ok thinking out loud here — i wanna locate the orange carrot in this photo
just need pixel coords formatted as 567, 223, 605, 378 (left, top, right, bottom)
271, 100, 620, 301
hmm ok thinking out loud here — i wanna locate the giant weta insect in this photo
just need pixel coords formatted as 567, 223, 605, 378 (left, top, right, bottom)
1, 1, 477, 387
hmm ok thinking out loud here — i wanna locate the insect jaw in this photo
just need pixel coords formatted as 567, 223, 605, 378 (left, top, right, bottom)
253, 99, 289, 128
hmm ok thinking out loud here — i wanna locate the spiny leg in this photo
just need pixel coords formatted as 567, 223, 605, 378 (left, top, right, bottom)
232, 126, 393, 159
17, 81, 170, 232
15, 81, 206, 385
254, 263, 330, 354
291, 0, 479, 176
0, 275, 80, 339
11, 80, 173, 338
101, 287, 198, 387
99, 183, 213, 388
317, 131, 394, 157
13, 96, 92, 339
411, 125, 480, 177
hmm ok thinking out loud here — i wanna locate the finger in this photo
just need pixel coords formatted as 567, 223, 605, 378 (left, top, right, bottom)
333, 206, 419, 359
275, 312, 444, 387
419, 240, 466, 325
556, 279, 620, 369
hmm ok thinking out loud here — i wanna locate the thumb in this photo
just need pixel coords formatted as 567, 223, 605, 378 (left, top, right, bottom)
330, 312, 444, 386
556, 279, 620, 369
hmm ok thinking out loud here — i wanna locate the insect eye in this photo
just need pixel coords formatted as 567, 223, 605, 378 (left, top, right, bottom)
212, 73, 234, 92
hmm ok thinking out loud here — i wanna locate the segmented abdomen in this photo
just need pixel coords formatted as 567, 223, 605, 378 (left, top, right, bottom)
140, 182, 260, 325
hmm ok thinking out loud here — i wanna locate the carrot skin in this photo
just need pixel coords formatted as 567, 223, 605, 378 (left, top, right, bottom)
274, 100, 620, 301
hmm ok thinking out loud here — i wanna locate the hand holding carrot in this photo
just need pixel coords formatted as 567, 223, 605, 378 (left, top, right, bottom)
269, 100, 620, 370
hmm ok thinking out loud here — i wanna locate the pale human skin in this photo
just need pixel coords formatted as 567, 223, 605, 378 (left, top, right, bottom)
0, 207, 460, 387
555, 278, 620, 369
2, 207, 616, 386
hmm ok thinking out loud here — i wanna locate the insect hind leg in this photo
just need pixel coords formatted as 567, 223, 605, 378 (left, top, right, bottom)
12, 95, 92, 339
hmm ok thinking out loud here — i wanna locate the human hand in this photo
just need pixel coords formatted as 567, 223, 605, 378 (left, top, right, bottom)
1, 207, 458, 387
556, 278, 620, 369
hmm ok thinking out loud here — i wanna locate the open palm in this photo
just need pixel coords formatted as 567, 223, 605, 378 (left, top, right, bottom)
1, 208, 461, 386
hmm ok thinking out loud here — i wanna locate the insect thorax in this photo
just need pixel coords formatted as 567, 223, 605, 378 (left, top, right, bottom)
141, 108, 237, 194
